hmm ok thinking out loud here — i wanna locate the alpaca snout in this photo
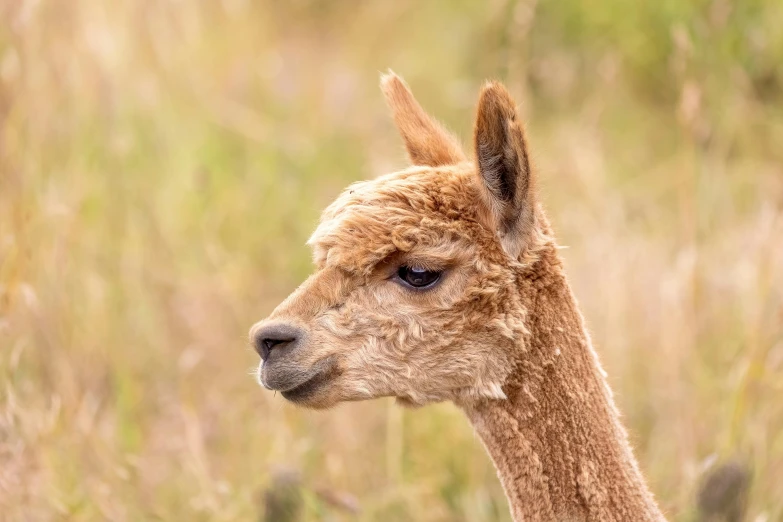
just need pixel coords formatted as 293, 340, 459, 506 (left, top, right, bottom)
250, 320, 321, 393
251, 321, 305, 361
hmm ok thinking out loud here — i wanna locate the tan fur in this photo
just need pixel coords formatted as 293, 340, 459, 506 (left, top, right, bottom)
249, 74, 666, 521
380, 71, 466, 167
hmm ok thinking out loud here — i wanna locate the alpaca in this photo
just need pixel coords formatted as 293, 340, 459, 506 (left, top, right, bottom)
249, 73, 666, 521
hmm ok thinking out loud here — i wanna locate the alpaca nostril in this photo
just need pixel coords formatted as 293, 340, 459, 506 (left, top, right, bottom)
253, 323, 304, 361
259, 337, 293, 360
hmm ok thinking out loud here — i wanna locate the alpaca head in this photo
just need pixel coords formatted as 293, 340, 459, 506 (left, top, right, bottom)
250, 73, 550, 409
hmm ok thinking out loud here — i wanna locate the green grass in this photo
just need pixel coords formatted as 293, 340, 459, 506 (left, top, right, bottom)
1, 1, 782, 520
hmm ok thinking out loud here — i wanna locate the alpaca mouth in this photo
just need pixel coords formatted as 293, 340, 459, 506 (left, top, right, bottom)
280, 367, 336, 402
259, 356, 339, 402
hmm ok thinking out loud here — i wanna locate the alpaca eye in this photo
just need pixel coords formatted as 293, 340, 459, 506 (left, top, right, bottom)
396, 265, 441, 289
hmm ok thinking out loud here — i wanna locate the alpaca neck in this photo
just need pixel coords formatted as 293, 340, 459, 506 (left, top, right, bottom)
460, 253, 665, 521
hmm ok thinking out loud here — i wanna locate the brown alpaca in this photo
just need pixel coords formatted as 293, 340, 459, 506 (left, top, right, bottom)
249, 73, 666, 521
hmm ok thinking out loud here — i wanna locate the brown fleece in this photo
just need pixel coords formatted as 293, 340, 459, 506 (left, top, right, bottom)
250, 73, 666, 521
464, 246, 664, 521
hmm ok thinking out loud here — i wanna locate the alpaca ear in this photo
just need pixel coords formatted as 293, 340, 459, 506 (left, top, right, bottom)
381, 71, 466, 167
473, 81, 537, 258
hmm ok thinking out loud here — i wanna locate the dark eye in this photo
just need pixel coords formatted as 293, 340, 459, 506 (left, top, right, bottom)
396, 265, 442, 289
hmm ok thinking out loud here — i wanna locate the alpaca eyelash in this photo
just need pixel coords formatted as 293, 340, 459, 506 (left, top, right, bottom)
394, 265, 443, 290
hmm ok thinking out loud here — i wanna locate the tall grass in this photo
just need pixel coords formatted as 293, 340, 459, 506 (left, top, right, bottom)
1, 1, 781, 520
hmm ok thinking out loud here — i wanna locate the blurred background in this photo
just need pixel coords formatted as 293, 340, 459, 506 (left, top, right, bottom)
1, 0, 782, 520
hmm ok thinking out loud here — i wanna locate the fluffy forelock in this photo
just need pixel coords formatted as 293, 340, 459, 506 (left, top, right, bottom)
307, 164, 490, 275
